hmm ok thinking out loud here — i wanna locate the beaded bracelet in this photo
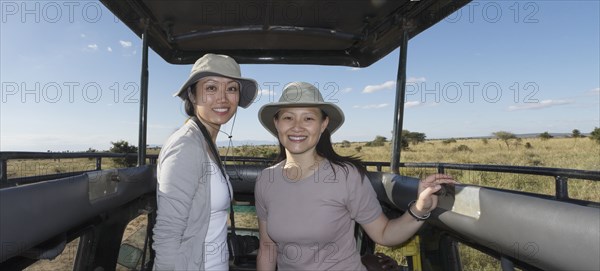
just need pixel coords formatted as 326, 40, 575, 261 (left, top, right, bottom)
407, 200, 431, 221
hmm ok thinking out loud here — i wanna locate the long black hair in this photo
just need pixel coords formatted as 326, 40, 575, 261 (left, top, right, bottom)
274, 110, 368, 180
183, 83, 198, 117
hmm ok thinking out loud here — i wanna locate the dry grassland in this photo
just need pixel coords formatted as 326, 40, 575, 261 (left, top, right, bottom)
9, 137, 599, 270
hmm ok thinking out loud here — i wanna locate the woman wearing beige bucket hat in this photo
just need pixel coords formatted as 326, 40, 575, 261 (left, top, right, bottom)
254, 82, 458, 271
153, 54, 258, 270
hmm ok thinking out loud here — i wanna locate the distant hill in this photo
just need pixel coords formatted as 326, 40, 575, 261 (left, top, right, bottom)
216, 139, 277, 147
145, 140, 277, 150
429, 132, 590, 140
148, 133, 591, 149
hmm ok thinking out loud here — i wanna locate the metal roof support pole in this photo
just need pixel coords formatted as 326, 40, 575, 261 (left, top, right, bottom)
137, 20, 149, 166
390, 27, 409, 174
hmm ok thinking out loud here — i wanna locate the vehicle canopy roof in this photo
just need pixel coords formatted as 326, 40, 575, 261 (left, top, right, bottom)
100, 0, 470, 66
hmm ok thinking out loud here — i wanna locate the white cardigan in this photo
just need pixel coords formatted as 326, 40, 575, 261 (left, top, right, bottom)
153, 120, 216, 271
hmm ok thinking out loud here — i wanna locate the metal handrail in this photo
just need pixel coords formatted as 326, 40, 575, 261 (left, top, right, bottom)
0, 151, 138, 159
1, 152, 598, 200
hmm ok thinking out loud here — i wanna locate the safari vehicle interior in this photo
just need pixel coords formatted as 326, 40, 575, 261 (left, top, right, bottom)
1, 1, 599, 271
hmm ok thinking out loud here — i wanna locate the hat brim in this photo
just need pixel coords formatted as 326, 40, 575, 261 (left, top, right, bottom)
173, 71, 258, 109
259, 102, 345, 138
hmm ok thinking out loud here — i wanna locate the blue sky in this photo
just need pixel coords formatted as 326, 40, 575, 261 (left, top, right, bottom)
1, 1, 599, 152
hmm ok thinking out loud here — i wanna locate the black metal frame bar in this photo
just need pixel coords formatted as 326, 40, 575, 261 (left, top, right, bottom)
2, 152, 598, 189
390, 26, 409, 174
137, 21, 150, 166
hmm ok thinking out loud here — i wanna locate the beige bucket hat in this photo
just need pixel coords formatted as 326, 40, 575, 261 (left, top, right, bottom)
173, 54, 258, 108
259, 82, 345, 137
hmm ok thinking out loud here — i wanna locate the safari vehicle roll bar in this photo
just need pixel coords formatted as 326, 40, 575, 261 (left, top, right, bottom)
2, 152, 598, 270
137, 21, 149, 167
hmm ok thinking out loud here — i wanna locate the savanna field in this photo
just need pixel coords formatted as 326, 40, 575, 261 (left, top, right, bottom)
10, 136, 599, 270
227, 136, 599, 271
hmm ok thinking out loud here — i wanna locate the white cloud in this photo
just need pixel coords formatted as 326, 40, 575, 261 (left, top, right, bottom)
107, 47, 113, 52
119, 40, 132, 48
348, 67, 361, 71
87, 44, 98, 50
405, 101, 421, 108
353, 103, 389, 109
362, 77, 426, 93
362, 81, 396, 93
259, 89, 277, 96
406, 77, 426, 84
80, 34, 86, 38
341, 88, 352, 93
507, 100, 572, 111
589, 87, 600, 94
256, 89, 278, 103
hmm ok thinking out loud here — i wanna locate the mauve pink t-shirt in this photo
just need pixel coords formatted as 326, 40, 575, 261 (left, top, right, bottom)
255, 159, 382, 271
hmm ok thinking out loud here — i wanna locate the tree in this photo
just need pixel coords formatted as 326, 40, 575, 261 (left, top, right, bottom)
399, 136, 409, 150
365, 135, 387, 147
590, 127, 600, 144
396, 131, 411, 150
373, 136, 387, 144
572, 129, 581, 138
404, 131, 426, 145
493, 131, 516, 149
539, 131, 553, 140
341, 140, 351, 148
110, 140, 138, 167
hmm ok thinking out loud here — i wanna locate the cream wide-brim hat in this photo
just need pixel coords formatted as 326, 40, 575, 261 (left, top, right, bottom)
259, 82, 345, 137
173, 53, 258, 108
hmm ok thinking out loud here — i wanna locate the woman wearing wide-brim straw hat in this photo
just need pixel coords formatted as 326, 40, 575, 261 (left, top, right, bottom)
254, 82, 458, 271
153, 54, 258, 271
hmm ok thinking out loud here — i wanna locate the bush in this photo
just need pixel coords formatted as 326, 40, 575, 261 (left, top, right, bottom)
453, 145, 472, 152
539, 131, 553, 140
341, 140, 351, 148
110, 140, 138, 168
525, 142, 533, 149
591, 127, 600, 144
373, 136, 387, 146
442, 138, 457, 145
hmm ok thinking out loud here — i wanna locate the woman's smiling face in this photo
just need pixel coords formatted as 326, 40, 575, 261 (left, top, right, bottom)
193, 76, 240, 126
274, 107, 329, 156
